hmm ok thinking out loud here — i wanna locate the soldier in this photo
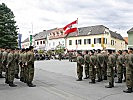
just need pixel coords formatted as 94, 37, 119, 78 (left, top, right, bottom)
89, 50, 97, 83
26, 46, 36, 87
102, 50, 108, 80
0, 47, 5, 78
14, 48, 20, 79
2, 47, 9, 84
116, 50, 125, 83
6, 48, 17, 87
19, 49, 25, 82
97, 49, 104, 82
105, 50, 116, 88
123, 50, 128, 82
84, 50, 90, 79
68, 51, 73, 62
112, 50, 118, 77
123, 48, 133, 93
76, 51, 84, 81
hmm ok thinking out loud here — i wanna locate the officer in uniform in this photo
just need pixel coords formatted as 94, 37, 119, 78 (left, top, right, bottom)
84, 50, 90, 79
97, 49, 104, 82
76, 51, 84, 81
14, 48, 20, 79
123, 48, 133, 93
2, 47, 9, 84
7, 48, 17, 87
0, 47, 5, 78
123, 50, 128, 82
89, 50, 97, 83
105, 50, 116, 88
26, 46, 36, 87
19, 49, 25, 82
116, 50, 125, 83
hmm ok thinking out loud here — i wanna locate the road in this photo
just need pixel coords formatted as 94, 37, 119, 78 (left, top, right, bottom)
0, 60, 133, 100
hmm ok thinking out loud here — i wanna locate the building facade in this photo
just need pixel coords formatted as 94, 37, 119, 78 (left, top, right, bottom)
127, 27, 133, 48
66, 25, 125, 51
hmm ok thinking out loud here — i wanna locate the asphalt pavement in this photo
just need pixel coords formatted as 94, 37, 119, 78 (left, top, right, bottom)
0, 59, 133, 100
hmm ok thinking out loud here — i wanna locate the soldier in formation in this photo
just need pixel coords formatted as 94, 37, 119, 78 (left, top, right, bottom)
0, 46, 36, 87
76, 49, 133, 93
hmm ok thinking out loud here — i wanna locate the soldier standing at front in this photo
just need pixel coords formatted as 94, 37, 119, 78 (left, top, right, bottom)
84, 50, 90, 79
123, 48, 133, 93
97, 49, 104, 82
26, 46, 36, 87
105, 50, 116, 88
7, 49, 17, 87
76, 52, 84, 81
89, 50, 97, 83
116, 50, 125, 83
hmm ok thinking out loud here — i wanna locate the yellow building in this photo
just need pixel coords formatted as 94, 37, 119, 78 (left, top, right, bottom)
66, 25, 125, 51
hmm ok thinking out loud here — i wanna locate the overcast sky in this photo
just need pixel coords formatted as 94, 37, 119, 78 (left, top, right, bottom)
1, 0, 133, 41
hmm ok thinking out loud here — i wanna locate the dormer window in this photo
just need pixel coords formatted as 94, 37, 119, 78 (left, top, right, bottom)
88, 30, 92, 35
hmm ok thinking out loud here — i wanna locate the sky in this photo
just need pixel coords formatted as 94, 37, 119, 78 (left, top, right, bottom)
1, 0, 133, 41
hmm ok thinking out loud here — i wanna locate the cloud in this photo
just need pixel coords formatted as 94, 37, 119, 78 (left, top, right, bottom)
1, 0, 133, 40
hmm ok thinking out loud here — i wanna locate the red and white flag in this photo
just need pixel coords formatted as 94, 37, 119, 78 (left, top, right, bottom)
63, 19, 78, 34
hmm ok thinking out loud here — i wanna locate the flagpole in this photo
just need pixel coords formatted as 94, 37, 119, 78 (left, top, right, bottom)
76, 18, 78, 52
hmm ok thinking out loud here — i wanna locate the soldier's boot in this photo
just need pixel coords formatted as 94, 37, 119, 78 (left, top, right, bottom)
115, 78, 122, 83
84, 75, 89, 79
15, 74, 20, 79
103, 76, 107, 80
97, 78, 101, 82
9, 82, 17, 87
0, 74, 5, 78
105, 82, 112, 88
20, 77, 24, 82
76, 78, 82, 81
123, 88, 132, 93
27, 82, 36, 87
5, 79, 9, 84
89, 79, 95, 84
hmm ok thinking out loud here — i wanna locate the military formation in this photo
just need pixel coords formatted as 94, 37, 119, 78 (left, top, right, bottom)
75, 48, 133, 93
0, 46, 36, 87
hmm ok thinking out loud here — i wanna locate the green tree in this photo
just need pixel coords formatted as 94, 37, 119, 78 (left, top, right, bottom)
0, 3, 18, 48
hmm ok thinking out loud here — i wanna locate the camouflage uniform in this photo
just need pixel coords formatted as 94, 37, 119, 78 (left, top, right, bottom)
27, 50, 35, 86
123, 53, 133, 93
2, 50, 8, 83
103, 52, 108, 80
105, 53, 116, 88
97, 53, 104, 81
89, 54, 97, 83
19, 51, 24, 82
116, 54, 125, 83
7, 51, 17, 87
76, 54, 84, 81
84, 54, 90, 79
14, 51, 20, 78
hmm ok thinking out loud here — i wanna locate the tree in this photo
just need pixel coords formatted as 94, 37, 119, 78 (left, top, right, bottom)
0, 3, 18, 48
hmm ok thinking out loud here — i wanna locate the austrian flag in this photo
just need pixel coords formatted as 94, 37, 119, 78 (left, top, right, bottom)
63, 19, 78, 34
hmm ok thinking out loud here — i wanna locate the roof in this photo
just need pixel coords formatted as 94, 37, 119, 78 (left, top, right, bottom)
127, 27, 133, 33
22, 37, 29, 43
124, 37, 128, 44
67, 25, 124, 41
67, 25, 106, 37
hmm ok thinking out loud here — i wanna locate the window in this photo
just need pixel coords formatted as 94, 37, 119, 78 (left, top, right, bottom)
78, 39, 82, 45
111, 40, 114, 45
69, 40, 72, 45
43, 41, 45, 44
94, 38, 96, 44
40, 41, 42, 44
75, 40, 77, 45
87, 39, 91, 44
37, 41, 39, 45
84, 39, 86, 44
94, 38, 101, 44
